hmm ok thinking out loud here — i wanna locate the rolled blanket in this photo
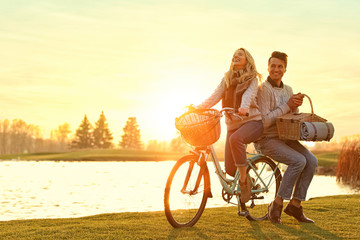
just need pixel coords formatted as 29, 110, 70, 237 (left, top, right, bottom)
300, 122, 335, 141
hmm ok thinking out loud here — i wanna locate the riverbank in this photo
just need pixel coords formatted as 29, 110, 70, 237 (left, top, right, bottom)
0, 149, 339, 174
0, 194, 358, 239
313, 151, 339, 175
0, 149, 185, 162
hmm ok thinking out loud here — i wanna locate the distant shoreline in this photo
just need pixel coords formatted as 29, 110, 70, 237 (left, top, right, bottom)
0, 156, 179, 162
0, 149, 187, 163
0, 149, 339, 174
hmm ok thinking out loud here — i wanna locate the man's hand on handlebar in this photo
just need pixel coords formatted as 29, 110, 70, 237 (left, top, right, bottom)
237, 107, 249, 117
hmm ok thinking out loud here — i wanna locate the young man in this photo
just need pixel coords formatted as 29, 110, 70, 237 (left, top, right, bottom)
255, 51, 317, 224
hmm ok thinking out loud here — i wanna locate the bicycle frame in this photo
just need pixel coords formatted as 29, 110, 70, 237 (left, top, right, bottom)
192, 145, 280, 200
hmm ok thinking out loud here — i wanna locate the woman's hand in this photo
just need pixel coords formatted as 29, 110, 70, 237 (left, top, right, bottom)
186, 104, 196, 111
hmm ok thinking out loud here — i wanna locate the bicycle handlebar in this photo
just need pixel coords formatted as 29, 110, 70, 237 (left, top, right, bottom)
220, 108, 249, 120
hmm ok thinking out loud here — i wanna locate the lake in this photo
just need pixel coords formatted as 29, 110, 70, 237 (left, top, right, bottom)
0, 160, 358, 221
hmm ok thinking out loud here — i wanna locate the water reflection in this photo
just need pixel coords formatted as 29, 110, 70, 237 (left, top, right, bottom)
0, 160, 357, 221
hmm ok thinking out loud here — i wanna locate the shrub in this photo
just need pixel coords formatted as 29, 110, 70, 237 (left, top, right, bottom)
336, 139, 360, 187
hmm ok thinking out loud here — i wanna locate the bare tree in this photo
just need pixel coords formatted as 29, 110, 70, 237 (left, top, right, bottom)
170, 135, 188, 153
52, 123, 72, 151
0, 119, 10, 154
146, 140, 169, 152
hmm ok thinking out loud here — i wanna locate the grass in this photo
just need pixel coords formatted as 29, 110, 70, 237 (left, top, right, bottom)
0, 194, 359, 239
313, 151, 339, 167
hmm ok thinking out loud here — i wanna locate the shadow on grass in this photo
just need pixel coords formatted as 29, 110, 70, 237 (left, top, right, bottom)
249, 221, 282, 240
249, 221, 342, 240
168, 226, 211, 239
299, 224, 342, 240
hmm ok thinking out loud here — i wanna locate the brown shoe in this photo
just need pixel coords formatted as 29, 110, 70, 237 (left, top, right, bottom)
239, 176, 251, 203
268, 201, 283, 224
284, 203, 314, 223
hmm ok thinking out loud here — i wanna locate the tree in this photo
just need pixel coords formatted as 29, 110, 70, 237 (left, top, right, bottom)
10, 119, 29, 154
52, 123, 72, 151
93, 111, 113, 149
71, 115, 93, 149
170, 135, 188, 153
0, 119, 10, 154
119, 117, 143, 149
146, 139, 169, 152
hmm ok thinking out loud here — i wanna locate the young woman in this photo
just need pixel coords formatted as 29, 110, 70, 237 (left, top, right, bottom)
196, 48, 263, 203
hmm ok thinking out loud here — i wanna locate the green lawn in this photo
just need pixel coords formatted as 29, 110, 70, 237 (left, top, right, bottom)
313, 151, 339, 167
0, 194, 359, 239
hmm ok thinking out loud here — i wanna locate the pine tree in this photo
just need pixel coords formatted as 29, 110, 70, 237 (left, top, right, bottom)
71, 114, 93, 149
93, 111, 113, 149
119, 117, 143, 149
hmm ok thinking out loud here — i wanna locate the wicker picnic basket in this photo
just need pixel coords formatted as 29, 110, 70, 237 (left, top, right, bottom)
276, 94, 327, 140
175, 109, 221, 147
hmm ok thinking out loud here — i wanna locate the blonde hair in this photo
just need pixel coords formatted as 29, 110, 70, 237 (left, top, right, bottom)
224, 48, 262, 88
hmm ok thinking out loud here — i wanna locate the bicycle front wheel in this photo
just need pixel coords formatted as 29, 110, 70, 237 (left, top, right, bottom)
243, 156, 281, 221
164, 155, 209, 228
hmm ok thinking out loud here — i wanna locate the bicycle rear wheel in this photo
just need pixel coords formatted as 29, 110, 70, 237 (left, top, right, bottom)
242, 156, 281, 221
164, 155, 209, 228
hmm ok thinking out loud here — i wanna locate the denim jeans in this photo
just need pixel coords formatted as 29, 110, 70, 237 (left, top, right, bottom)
225, 120, 264, 177
255, 137, 318, 201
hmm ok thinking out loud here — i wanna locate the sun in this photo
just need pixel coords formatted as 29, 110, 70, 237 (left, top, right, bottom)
138, 66, 221, 142
149, 91, 198, 141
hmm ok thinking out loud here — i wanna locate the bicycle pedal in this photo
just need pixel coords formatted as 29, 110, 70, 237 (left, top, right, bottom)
238, 211, 249, 217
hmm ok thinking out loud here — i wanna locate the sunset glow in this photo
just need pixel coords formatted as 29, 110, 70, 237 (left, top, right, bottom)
1, 0, 359, 144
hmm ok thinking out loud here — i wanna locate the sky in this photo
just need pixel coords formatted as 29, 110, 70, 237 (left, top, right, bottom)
1, 0, 359, 144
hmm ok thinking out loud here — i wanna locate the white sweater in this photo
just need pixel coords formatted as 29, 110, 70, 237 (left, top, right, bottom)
257, 80, 297, 138
197, 77, 262, 131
